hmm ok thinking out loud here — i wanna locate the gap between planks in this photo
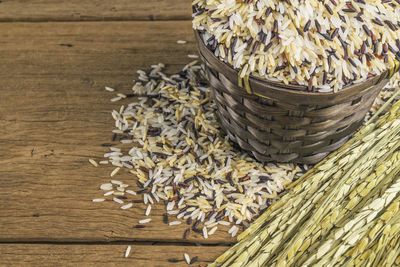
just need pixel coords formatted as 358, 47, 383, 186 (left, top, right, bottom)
0, 243, 228, 266
0, 241, 233, 247
0, 18, 192, 23
0, 0, 191, 22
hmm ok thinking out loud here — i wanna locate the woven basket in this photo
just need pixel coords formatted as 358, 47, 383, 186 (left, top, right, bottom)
195, 31, 400, 164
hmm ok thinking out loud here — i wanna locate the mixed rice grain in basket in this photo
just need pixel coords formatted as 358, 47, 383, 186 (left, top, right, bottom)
192, 0, 400, 92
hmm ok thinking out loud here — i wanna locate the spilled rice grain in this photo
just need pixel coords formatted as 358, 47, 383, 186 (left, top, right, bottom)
124, 245, 131, 258
89, 159, 98, 167
145, 205, 151, 216
169, 221, 182, 226
139, 218, 151, 224
121, 203, 133, 210
184, 253, 191, 265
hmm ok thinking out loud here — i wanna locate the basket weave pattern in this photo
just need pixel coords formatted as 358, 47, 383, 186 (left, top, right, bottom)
195, 31, 393, 164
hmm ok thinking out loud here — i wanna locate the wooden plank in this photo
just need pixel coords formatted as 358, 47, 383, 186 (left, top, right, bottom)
0, 21, 236, 244
0, 0, 191, 22
0, 244, 228, 266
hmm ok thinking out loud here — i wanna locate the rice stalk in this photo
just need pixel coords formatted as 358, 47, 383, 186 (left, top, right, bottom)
212, 99, 400, 267
301, 167, 400, 266
292, 155, 400, 266
215, 122, 390, 266
343, 219, 400, 267
272, 145, 400, 266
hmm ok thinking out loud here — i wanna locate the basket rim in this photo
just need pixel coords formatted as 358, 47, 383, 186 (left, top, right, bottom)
194, 30, 390, 102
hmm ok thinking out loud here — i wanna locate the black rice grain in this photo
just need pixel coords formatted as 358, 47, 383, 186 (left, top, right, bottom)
190, 256, 199, 264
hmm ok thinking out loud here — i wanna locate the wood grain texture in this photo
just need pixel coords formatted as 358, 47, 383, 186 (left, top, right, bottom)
0, 21, 235, 244
0, 0, 191, 22
0, 244, 228, 266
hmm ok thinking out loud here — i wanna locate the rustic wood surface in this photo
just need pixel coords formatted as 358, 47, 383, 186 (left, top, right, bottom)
0, 20, 235, 244
0, 0, 191, 22
0, 4, 233, 264
0, 244, 228, 266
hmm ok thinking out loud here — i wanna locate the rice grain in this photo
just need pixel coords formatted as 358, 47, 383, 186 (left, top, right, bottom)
100, 183, 113, 191
145, 205, 151, 216
121, 203, 133, 210
139, 218, 151, 224
169, 221, 182, 226
184, 253, 190, 264
88, 159, 98, 167
113, 197, 124, 204
110, 167, 120, 177
124, 245, 131, 258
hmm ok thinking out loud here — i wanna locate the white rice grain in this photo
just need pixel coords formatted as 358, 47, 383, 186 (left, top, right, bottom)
139, 218, 151, 224
121, 203, 133, 210
126, 190, 137, 196
145, 205, 152, 216
167, 201, 175, 211
184, 253, 191, 264
218, 221, 231, 226
104, 191, 114, 196
125, 245, 131, 258
117, 186, 125, 192
113, 197, 124, 204
167, 210, 179, 215
111, 96, 122, 102
208, 226, 218, 235
100, 183, 113, 191
203, 226, 208, 239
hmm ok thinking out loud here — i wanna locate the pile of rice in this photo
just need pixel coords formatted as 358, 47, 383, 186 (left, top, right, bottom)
92, 62, 304, 238
192, 0, 400, 92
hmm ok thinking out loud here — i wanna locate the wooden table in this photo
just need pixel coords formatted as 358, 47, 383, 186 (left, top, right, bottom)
0, 1, 232, 265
